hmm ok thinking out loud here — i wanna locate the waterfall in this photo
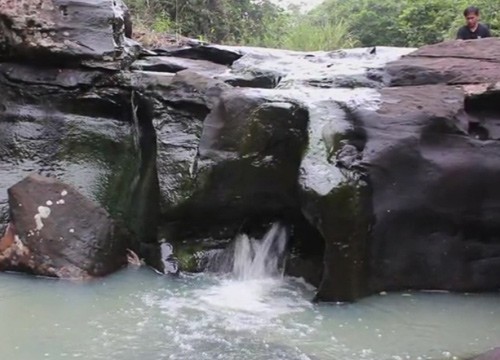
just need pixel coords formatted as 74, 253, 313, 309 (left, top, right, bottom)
197, 223, 290, 313
203, 223, 288, 279
228, 223, 288, 280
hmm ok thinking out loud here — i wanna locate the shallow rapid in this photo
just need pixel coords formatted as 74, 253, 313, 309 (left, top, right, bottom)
0, 224, 499, 360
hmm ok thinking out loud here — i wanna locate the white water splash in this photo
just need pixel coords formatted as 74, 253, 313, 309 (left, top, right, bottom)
232, 223, 287, 280
194, 223, 296, 315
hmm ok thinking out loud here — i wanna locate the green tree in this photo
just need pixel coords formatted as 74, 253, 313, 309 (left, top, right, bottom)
126, 0, 290, 44
125, 0, 358, 50
398, 0, 456, 46
310, 0, 407, 47
308, 0, 500, 47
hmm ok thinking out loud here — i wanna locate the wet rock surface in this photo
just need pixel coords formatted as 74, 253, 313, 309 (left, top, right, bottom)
151, 44, 242, 65
0, 0, 156, 254
131, 56, 227, 76
0, 65, 152, 241
137, 45, 412, 299
0, 0, 136, 69
2, 3, 500, 302
358, 41, 500, 294
386, 38, 500, 86
148, 40, 500, 301
356, 83, 500, 293
0, 174, 128, 278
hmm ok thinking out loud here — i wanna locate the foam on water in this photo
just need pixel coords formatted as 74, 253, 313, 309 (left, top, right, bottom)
0, 269, 499, 360
159, 223, 306, 320
0, 225, 499, 360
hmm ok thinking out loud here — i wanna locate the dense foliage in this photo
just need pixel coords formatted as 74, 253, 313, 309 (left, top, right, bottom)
311, 0, 500, 47
125, 0, 359, 49
126, 0, 287, 44
126, 0, 500, 50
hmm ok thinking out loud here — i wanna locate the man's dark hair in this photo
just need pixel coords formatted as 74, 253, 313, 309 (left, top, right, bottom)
464, 6, 480, 16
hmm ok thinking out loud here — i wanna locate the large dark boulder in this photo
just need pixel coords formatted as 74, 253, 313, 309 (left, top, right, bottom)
290, 40, 500, 301
196, 89, 309, 217
344, 40, 500, 297
386, 38, 500, 86
0, 174, 128, 278
296, 92, 378, 302
293, 40, 500, 301
0, 1, 152, 272
136, 71, 230, 222
0, 0, 136, 68
159, 87, 309, 240
352, 83, 500, 293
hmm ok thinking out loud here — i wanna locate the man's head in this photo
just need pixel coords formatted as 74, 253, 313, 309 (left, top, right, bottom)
464, 6, 480, 29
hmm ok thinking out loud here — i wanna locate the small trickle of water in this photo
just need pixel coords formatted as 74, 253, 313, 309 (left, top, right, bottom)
232, 223, 287, 280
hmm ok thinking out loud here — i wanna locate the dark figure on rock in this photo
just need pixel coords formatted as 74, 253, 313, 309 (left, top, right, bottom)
457, 6, 491, 40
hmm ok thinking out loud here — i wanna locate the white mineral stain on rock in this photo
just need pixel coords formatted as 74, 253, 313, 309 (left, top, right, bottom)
61, 190, 68, 197
46, 200, 53, 206
34, 206, 51, 231
39, 206, 51, 218
14, 235, 25, 251
56, 199, 65, 205
69, 228, 74, 233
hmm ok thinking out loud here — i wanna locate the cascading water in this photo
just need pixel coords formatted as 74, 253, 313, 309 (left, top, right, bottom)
231, 223, 287, 280
195, 223, 295, 314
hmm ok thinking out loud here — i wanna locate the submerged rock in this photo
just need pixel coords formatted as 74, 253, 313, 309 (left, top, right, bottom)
0, 174, 128, 278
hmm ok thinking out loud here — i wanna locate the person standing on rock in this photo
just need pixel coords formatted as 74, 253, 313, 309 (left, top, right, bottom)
456, 6, 492, 40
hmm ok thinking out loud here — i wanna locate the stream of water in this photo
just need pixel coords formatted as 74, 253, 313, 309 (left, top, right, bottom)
0, 224, 499, 360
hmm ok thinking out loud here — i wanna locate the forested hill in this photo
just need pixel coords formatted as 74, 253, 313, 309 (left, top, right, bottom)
126, 0, 499, 50
312, 0, 499, 47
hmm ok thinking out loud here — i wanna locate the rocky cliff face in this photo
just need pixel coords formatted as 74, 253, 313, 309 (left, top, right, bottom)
0, 0, 154, 249
1, 1, 500, 301
361, 39, 500, 295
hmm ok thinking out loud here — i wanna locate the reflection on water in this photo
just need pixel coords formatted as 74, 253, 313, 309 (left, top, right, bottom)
0, 269, 498, 360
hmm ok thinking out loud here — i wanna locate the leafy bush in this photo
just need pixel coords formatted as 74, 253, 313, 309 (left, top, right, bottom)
311, 0, 500, 47
282, 19, 359, 51
125, 0, 500, 50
